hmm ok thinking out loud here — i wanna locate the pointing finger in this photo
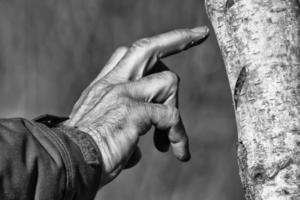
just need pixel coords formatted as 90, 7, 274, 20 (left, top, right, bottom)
107, 26, 209, 82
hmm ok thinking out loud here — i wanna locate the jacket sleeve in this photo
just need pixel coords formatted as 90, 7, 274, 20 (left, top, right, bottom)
0, 115, 102, 200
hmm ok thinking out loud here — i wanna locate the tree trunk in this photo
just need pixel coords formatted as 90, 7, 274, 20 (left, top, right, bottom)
205, 0, 300, 199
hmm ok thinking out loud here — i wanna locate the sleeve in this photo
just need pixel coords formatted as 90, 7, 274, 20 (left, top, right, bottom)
0, 115, 102, 200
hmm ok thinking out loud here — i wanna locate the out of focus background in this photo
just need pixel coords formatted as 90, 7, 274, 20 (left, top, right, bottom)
0, 0, 245, 199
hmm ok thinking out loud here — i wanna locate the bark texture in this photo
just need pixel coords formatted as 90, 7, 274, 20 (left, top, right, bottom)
205, 0, 300, 199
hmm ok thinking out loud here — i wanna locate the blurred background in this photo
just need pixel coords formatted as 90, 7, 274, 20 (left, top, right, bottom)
0, 0, 245, 199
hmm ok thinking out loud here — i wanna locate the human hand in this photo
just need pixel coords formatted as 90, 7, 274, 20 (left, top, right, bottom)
64, 26, 209, 187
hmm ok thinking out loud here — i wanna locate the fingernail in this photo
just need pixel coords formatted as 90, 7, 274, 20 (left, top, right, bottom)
183, 26, 210, 49
178, 152, 191, 162
191, 26, 210, 36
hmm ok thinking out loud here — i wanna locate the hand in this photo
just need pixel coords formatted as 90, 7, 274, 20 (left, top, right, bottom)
64, 26, 209, 187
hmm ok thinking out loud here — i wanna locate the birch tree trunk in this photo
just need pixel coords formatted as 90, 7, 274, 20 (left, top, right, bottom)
205, 0, 300, 199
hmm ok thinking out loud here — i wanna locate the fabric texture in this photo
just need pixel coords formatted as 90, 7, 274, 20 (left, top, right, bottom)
0, 116, 102, 200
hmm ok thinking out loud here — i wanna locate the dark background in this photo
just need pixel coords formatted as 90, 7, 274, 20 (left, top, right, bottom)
0, 0, 245, 199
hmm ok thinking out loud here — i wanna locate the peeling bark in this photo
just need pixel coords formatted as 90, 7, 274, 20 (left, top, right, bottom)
205, 0, 300, 199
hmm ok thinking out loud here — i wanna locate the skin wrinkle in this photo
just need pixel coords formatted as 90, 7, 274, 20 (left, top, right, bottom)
64, 27, 209, 187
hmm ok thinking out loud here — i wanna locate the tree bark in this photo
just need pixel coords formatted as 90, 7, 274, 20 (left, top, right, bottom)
205, 0, 300, 199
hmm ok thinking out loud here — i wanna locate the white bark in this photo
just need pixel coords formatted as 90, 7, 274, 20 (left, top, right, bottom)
205, 0, 300, 199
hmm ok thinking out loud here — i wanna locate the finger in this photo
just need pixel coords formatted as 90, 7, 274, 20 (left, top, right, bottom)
107, 26, 209, 82
124, 68, 184, 153
123, 146, 142, 169
93, 46, 128, 83
124, 68, 178, 152
168, 116, 190, 161
124, 70, 178, 103
151, 62, 175, 152
141, 103, 190, 161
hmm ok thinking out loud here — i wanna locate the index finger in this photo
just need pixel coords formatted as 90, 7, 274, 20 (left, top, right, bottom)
108, 26, 210, 81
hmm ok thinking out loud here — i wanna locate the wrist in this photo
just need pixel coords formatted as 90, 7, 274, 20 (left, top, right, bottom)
63, 120, 106, 163
66, 124, 115, 187
34, 114, 105, 188
75, 125, 103, 149
63, 117, 105, 154
54, 124, 102, 165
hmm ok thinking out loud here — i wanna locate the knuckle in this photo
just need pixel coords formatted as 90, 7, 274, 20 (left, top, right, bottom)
120, 99, 132, 112
109, 84, 125, 97
142, 103, 152, 117
112, 86, 133, 103
129, 101, 147, 121
115, 46, 129, 53
174, 29, 191, 39
97, 85, 115, 99
117, 83, 135, 98
132, 38, 152, 50
169, 106, 180, 124
162, 71, 180, 88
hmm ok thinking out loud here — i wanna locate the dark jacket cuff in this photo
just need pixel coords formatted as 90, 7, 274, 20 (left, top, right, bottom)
34, 114, 102, 199
53, 125, 102, 165
34, 114, 102, 166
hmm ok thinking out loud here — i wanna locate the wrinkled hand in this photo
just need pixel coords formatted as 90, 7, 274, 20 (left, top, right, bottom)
64, 26, 209, 187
